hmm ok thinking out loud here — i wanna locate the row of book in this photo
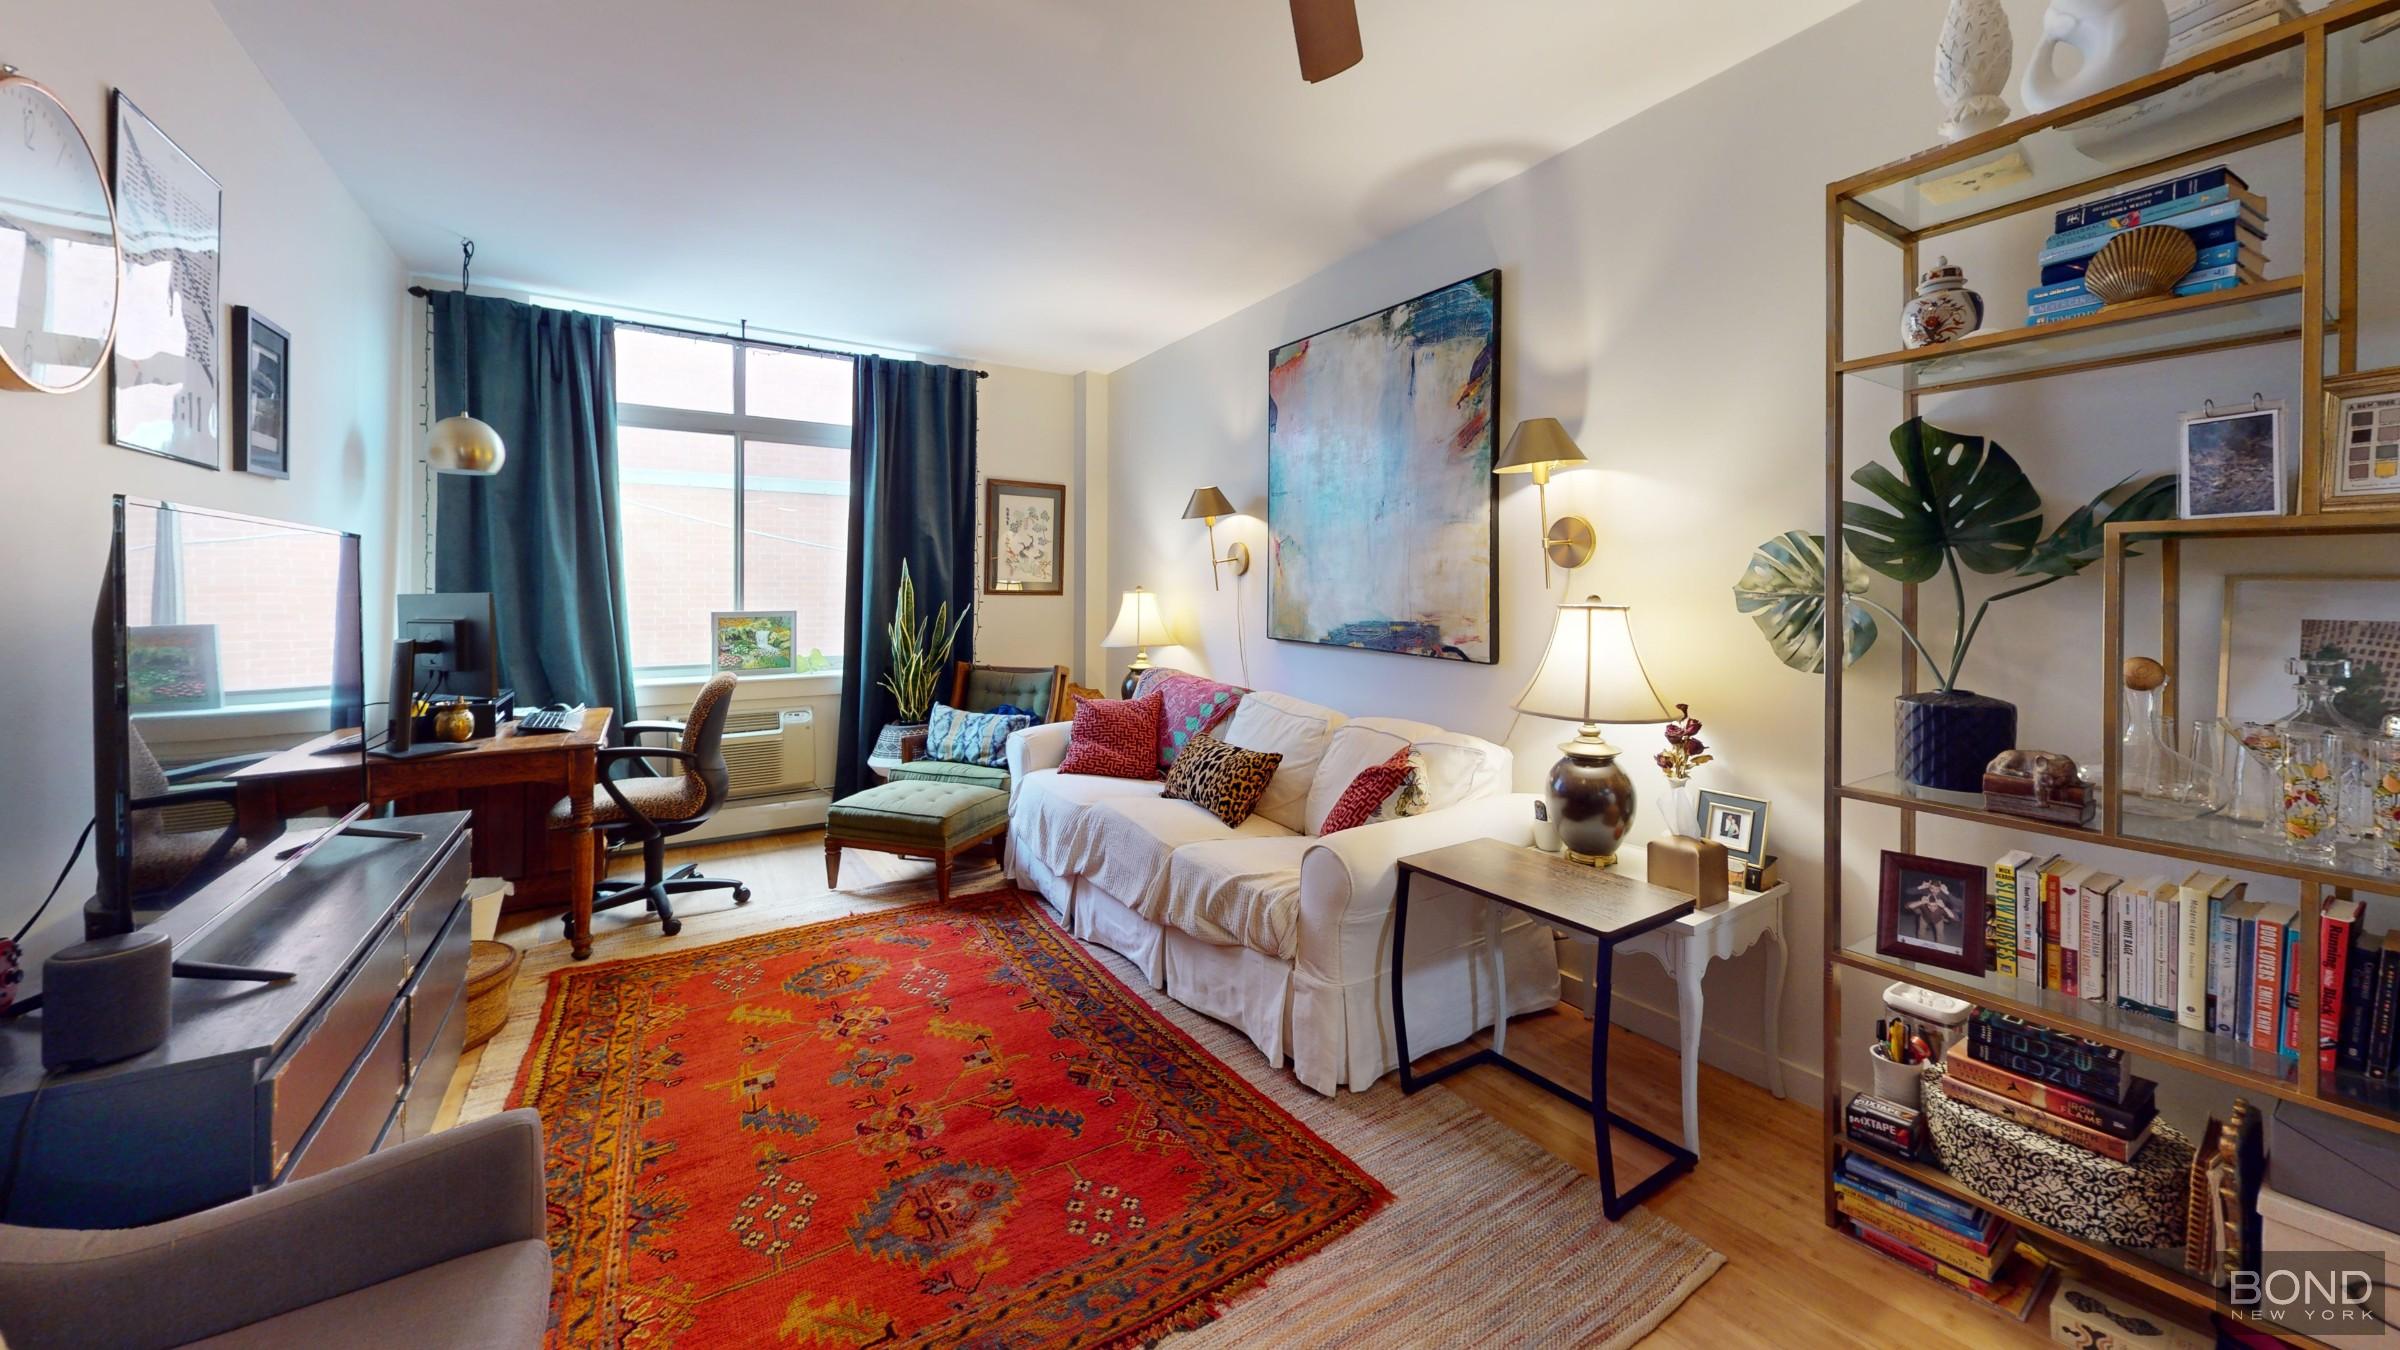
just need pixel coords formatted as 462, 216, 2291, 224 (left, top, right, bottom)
1954, 1010, 2162, 1163
2025, 164, 2268, 327
1833, 1149, 2050, 1321
2166, 0, 2303, 64
1991, 849, 2400, 1081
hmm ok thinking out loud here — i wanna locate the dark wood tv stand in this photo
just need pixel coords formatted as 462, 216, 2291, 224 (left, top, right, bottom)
0, 812, 475, 1228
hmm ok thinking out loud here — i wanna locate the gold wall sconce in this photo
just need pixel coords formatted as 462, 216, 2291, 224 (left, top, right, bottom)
1182, 486, 1251, 591
1494, 418, 1593, 583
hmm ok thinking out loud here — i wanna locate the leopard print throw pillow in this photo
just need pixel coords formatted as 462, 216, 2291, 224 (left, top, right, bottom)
1160, 731, 1284, 828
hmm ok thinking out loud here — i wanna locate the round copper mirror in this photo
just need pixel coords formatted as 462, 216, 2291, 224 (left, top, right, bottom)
0, 73, 121, 394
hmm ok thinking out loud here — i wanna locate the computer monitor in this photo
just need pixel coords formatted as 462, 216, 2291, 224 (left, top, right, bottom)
397, 592, 500, 698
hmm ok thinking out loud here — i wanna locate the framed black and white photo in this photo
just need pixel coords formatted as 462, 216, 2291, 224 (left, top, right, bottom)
231, 308, 289, 478
1695, 789, 1770, 867
2324, 368, 2400, 512
1876, 851, 1988, 976
2178, 401, 2286, 519
111, 92, 222, 470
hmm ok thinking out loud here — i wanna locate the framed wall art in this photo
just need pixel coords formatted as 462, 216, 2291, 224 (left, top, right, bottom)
984, 478, 1064, 596
231, 307, 290, 478
2214, 573, 2400, 729
1267, 270, 1499, 663
111, 92, 222, 469
711, 610, 799, 673
2178, 399, 2286, 519
2324, 368, 2400, 511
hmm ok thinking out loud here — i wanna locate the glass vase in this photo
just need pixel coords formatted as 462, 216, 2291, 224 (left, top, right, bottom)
2279, 727, 2344, 863
2372, 738, 2400, 876
2120, 683, 2221, 820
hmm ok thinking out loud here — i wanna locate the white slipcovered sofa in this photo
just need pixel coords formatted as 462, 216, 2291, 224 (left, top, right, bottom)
1004, 690, 1560, 1094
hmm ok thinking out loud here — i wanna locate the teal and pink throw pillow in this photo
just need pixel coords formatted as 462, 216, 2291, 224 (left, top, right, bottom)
925, 702, 1033, 768
1059, 692, 1164, 779
1153, 674, 1244, 771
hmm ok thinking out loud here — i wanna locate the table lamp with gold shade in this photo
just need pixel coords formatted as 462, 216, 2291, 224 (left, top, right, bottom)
1102, 586, 1170, 697
1513, 597, 1675, 866
1494, 418, 1592, 584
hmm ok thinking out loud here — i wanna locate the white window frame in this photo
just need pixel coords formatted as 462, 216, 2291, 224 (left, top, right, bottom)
615, 329, 852, 678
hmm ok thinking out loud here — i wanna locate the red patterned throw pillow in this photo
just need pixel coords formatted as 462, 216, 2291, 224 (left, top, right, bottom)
1317, 747, 1427, 835
1154, 673, 1245, 770
1059, 692, 1164, 779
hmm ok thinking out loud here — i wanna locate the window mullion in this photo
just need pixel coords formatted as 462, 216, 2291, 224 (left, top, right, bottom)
731, 345, 747, 610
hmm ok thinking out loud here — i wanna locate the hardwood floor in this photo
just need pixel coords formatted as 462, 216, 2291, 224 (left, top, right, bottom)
447, 829, 2058, 1348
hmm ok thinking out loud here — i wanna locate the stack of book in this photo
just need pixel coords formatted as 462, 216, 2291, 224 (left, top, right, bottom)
1950, 1014, 2161, 1162
2165, 0, 2303, 63
1833, 1150, 2051, 1320
2025, 165, 2268, 326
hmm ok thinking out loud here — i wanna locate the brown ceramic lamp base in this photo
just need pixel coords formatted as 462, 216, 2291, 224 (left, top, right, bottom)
1545, 728, 1636, 868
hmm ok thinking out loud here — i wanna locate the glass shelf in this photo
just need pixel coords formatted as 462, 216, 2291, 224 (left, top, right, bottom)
1839, 279, 2312, 394
1842, 771, 2400, 896
2332, 10, 2400, 108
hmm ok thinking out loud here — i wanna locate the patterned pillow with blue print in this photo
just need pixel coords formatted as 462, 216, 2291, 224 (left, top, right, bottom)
925, 702, 1033, 768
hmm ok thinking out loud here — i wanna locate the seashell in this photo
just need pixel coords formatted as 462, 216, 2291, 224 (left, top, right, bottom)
2083, 224, 2200, 305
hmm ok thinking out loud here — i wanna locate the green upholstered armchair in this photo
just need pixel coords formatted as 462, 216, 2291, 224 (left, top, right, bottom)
890, 662, 1071, 796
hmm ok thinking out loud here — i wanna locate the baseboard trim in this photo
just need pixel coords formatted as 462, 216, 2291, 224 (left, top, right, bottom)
1560, 964, 1824, 1108
608, 795, 829, 853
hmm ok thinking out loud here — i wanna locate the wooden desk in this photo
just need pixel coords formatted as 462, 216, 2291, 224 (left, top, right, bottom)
231, 709, 612, 959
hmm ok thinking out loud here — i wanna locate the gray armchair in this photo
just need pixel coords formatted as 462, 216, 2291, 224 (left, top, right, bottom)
0, 1108, 549, 1349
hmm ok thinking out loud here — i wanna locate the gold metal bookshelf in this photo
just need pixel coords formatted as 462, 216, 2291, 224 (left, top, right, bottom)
1822, 0, 2400, 1334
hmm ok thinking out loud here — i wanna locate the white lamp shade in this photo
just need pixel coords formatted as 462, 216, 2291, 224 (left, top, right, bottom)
429, 413, 507, 475
1512, 598, 1674, 725
1101, 588, 1169, 648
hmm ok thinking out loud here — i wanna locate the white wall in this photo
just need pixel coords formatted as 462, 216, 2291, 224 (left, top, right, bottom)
1104, 0, 2400, 1105
971, 363, 1084, 675
0, 2, 408, 971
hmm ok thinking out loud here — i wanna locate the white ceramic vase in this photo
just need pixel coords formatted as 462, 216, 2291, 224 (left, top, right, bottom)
2022, 0, 2169, 114
1935, 0, 2014, 141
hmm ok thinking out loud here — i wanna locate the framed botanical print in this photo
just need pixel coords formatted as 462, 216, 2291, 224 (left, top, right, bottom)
231, 307, 290, 478
985, 478, 1064, 596
111, 92, 222, 469
2324, 368, 2400, 511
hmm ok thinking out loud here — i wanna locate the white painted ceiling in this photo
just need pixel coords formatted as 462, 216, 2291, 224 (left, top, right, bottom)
214, 0, 1856, 373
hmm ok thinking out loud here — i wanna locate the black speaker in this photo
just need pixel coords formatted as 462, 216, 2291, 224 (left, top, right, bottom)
40, 930, 172, 1069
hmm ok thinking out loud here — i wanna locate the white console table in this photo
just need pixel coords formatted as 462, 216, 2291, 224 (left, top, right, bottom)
1594, 853, 1790, 1157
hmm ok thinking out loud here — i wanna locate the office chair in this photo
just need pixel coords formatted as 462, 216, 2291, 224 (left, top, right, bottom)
555, 673, 748, 939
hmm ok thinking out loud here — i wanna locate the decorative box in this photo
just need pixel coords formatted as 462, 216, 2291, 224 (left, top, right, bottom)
2269, 1098, 2400, 1235
2048, 1277, 2211, 1350
1983, 749, 2094, 826
2258, 1183, 2400, 1269
1923, 1071, 2193, 1248
1646, 835, 1728, 908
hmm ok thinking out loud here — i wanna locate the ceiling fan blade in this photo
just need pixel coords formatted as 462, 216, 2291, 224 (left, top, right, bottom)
1289, 0, 1363, 83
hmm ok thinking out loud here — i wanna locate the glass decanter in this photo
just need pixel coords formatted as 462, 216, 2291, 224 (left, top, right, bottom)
2275, 657, 2377, 850
2119, 675, 2222, 820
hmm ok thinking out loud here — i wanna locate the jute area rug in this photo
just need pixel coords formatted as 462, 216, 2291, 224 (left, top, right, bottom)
465, 869, 1723, 1348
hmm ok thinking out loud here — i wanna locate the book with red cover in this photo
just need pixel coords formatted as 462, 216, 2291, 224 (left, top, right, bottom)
1939, 1073, 2156, 1161
1942, 1041, 2155, 1136
2320, 897, 2362, 1074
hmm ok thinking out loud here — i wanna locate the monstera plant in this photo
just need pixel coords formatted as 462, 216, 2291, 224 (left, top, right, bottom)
1736, 417, 2177, 790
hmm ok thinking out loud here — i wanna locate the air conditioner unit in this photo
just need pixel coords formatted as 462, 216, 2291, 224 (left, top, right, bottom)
720, 706, 818, 799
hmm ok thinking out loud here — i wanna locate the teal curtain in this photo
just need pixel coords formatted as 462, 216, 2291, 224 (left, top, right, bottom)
836, 357, 978, 797
430, 292, 638, 722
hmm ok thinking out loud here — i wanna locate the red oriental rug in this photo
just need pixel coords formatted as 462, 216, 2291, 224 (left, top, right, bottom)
509, 890, 1389, 1347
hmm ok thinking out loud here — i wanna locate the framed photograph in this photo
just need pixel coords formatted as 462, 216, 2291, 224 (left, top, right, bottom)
711, 610, 798, 673
2215, 573, 2400, 729
984, 478, 1064, 596
2178, 401, 2286, 519
111, 92, 222, 470
1695, 789, 1770, 867
1875, 851, 1988, 975
231, 307, 290, 478
2324, 368, 2400, 511
127, 623, 222, 712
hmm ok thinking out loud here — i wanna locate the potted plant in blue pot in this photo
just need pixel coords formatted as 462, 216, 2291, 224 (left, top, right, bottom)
1734, 419, 2176, 793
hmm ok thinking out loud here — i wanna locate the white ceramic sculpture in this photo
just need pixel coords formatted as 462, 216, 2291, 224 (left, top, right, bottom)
2021, 0, 2169, 114
1935, 0, 2014, 141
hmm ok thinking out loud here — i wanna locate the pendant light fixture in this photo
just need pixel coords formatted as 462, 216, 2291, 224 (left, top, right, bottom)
427, 239, 506, 476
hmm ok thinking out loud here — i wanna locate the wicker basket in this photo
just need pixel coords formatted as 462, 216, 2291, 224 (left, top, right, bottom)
464, 939, 522, 1050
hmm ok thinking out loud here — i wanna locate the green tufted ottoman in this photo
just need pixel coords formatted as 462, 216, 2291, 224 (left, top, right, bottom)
825, 780, 1010, 902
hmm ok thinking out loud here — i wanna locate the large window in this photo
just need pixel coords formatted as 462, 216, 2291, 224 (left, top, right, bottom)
614, 329, 853, 676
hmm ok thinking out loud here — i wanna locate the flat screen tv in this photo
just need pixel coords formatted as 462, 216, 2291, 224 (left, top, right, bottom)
90, 498, 368, 942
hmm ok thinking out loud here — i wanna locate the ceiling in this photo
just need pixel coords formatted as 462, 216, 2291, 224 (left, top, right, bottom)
214, 0, 1856, 373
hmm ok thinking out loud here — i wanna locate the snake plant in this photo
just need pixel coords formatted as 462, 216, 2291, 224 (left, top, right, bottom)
878, 560, 970, 723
